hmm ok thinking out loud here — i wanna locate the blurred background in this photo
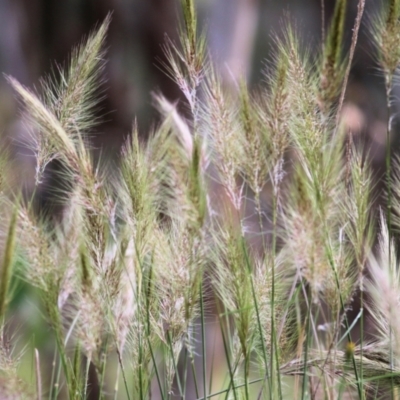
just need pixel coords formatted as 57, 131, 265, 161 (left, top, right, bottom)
0, 0, 394, 398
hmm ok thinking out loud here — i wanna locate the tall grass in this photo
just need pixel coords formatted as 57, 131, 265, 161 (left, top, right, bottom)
2, 0, 400, 398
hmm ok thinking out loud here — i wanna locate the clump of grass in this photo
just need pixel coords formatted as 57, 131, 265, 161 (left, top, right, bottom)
371, 0, 400, 239
3, 0, 400, 399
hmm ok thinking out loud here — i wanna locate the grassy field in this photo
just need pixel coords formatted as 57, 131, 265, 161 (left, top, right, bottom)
2, 0, 400, 398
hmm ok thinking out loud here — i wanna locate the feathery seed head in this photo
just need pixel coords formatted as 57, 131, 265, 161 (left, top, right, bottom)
367, 212, 400, 363
371, 0, 400, 80
319, 0, 347, 112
